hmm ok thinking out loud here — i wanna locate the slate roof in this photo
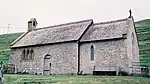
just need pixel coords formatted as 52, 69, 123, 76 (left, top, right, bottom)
80, 18, 131, 42
11, 19, 93, 48
11, 17, 133, 48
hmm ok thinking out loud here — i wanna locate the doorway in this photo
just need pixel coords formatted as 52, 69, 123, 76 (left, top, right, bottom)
43, 54, 51, 75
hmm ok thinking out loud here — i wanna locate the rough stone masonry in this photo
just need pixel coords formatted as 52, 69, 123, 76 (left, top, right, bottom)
10, 14, 139, 75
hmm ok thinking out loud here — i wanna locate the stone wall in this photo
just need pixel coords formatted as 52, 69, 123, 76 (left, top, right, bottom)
10, 42, 78, 74
80, 39, 128, 74
10, 18, 139, 75
79, 18, 140, 74
126, 18, 140, 73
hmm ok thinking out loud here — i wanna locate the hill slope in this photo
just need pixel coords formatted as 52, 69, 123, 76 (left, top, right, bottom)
135, 19, 150, 65
0, 19, 150, 64
0, 33, 23, 63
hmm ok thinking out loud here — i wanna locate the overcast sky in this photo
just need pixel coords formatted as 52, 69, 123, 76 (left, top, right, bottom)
0, 0, 149, 34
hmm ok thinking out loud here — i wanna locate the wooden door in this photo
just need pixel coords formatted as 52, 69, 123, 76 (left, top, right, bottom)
43, 54, 51, 75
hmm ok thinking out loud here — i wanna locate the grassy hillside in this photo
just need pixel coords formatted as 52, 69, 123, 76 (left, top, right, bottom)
0, 33, 23, 63
135, 19, 150, 65
0, 19, 150, 64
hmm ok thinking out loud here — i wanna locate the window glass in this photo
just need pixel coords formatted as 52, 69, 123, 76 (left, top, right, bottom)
91, 45, 94, 61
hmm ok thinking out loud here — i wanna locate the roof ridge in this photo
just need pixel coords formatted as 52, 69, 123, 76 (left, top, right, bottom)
35, 19, 93, 31
94, 18, 129, 25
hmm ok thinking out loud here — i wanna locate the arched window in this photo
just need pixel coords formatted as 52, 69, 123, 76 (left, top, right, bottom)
21, 49, 35, 61
90, 45, 94, 61
26, 49, 29, 60
22, 49, 25, 61
30, 49, 34, 60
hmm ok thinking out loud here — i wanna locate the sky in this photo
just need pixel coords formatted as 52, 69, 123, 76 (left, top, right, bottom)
0, 0, 150, 34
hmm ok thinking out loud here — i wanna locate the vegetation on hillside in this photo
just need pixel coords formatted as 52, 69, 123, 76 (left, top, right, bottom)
0, 33, 23, 63
135, 19, 150, 65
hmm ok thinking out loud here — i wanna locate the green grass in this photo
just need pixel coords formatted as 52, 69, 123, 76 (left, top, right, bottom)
3, 74, 150, 84
135, 19, 150, 64
0, 33, 23, 63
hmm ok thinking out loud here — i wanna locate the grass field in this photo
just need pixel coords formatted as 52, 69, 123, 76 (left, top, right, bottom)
3, 74, 150, 84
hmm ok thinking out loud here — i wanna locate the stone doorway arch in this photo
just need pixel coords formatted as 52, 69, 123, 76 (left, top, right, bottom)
43, 54, 51, 75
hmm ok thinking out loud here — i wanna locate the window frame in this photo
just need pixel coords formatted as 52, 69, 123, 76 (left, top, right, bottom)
21, 49, 34, 61
90, 45, 94, 61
